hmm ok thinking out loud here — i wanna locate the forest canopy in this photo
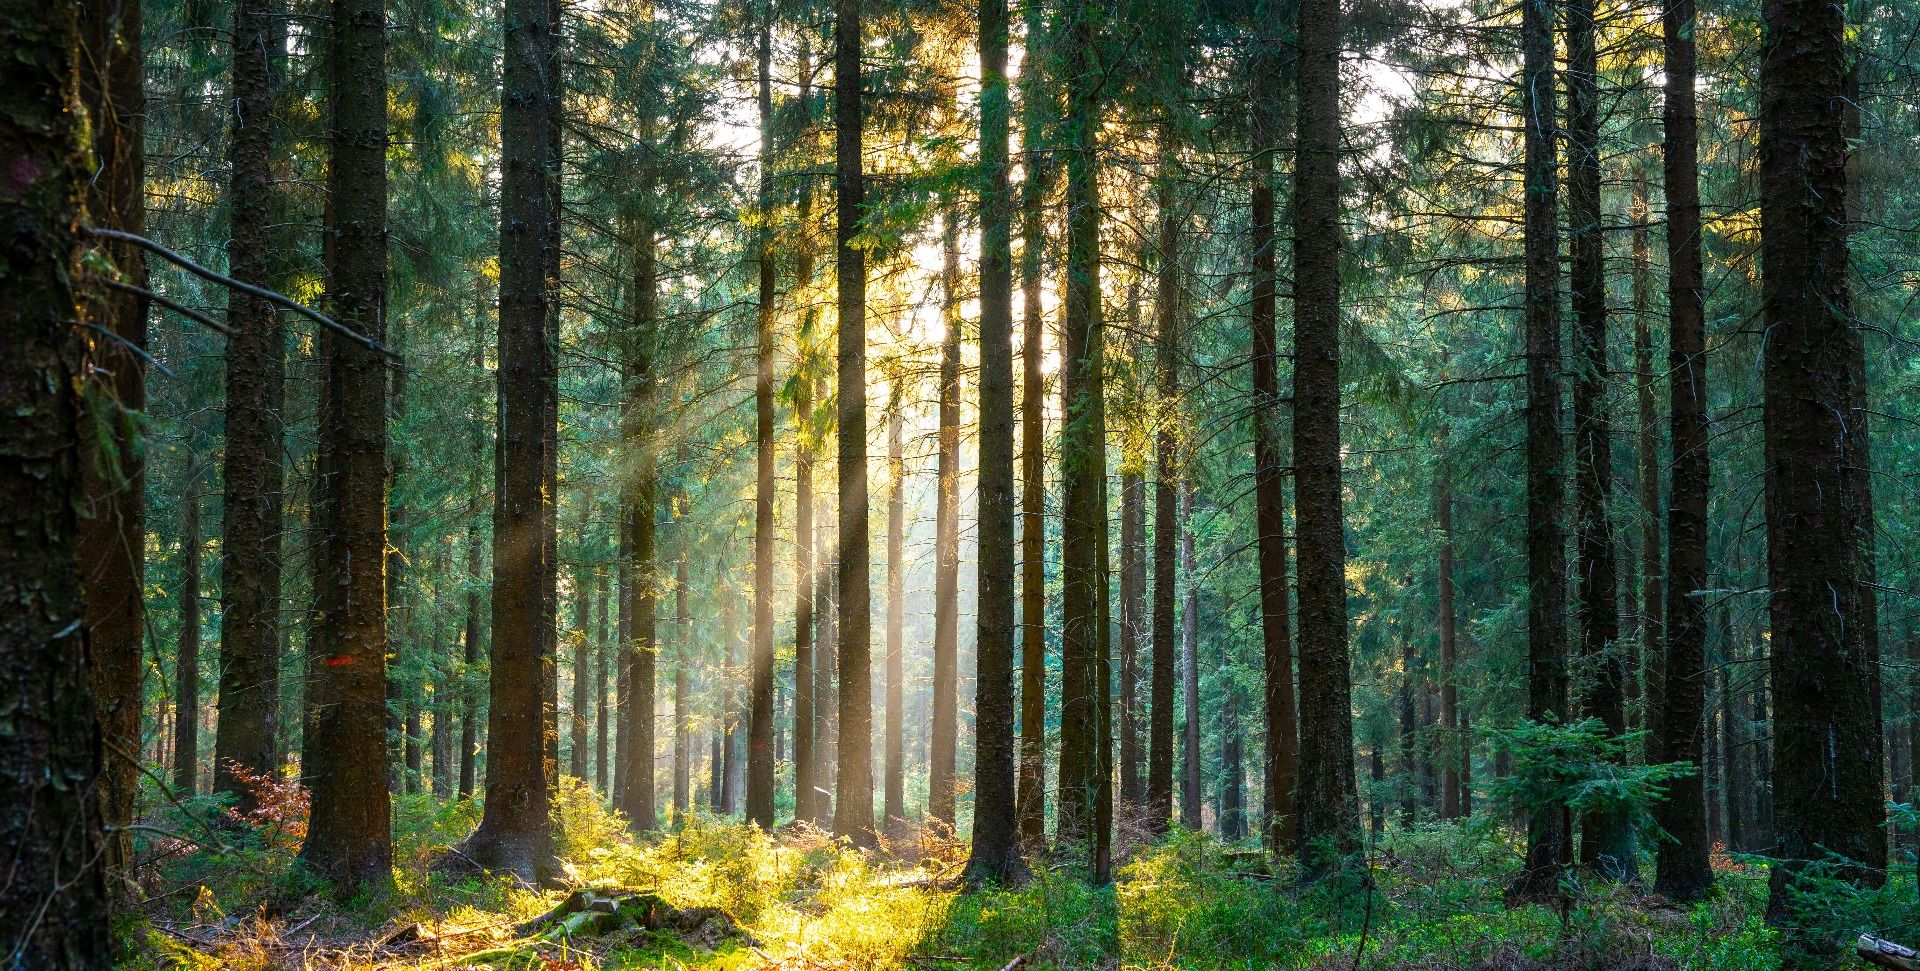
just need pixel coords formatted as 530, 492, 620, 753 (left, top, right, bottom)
2, 0, 1918, 964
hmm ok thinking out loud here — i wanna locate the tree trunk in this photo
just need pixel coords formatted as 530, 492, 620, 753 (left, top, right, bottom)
964, 0, 1025, 880
175, 479, 204, 795
832, 0, 876, 849
1249, 13, 1299, 857
1631, 172, 1660, 747
930, 213, 962, 829
462, 0, 557, 878
1399, 638, 1419, 822
0, 31, 109, 949
746, 4, 778, 829
1148, 146, 1181, 837
1760, 0, 1884, 919
817, 534, 839, 820
885, 396, 907, 830
1120, 470, 1146, 816
571, 568, 593, 780
300, 0, 393, 893
210, 0, 284, 815
1055, 0, 1110, 878
460, 516, 483, 800
1292, 0, 1358, 875
792, 37, 819, 827
77, 0, 148, 886
1180, 482, 1203, 830
625, 471, 658, 829
1567, 0, 1630, 879
1511, 0, 1570, 903
1014, 1, 1052, 846
1653, 0, 1713, 901
1221, 687, 1246, 841
596, 569, 611, 792
1436, 445, 1461, 820
675, 550, 691, 817
720, 575, 739, 815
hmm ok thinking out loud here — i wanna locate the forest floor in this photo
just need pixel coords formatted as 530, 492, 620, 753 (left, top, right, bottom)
123, 780, 1833, 970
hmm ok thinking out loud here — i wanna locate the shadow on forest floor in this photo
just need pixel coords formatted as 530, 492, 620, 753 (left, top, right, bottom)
120, 778, 1833, 970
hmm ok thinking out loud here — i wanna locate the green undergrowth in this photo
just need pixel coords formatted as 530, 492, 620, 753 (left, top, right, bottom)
125, 784, 1920, 969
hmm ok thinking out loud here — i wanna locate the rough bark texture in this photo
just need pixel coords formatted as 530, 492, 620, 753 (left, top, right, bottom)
1759, 0, 1884, 920
1015, 25, 1052, 844
460, 515, 483, 800
1292, 0, 1358, 875
571, 569, 592, 780
930, 214, 962, 829
0, 21, 109, 953
1653, 0, 1713, 901
1566, 0, 1630, 879
1119, 471, 1146, 815
176, 486, 204, 795
1180, 483, 1203, 830
1056, 0, 1109, 877
77, 0, 148, 888
1249, 13, 1298, 856
793, 80, 818, 821
1510, 0, 1570, 902
1631, 173, 1661, 751
964, 0, 1025, 882
675, 551, 691, 816
621, 254, 660, 830
833, 0, 876, 849
462, 0, 558, 879
1148, 156, 1180, 836
1436, 446, 1461, 820
746, 8, 777, 829
885, 400, 907, 829
300, 0, 393, 893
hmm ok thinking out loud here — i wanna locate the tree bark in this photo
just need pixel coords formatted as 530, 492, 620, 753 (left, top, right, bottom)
1055, 0, 1110, 879
1760, 0, 1884, 920
885, 396, 907, 830
1653, 0, 1713, 901
1566, 0, 1630, 879
791, 37, 818, 828
571, 568, 593, 780
673, 549, 691, 818
1014, 1, 1053, 847
0, 24, 109, 948
1292, 0, 1358, 875
746, 2, 777, 829
964, 0, 1026, 880
76, 0, 149, 890
1631, 172, 1661, 750
300, 0, 393, 893
1180, 483, 1203, 830
1510, 0, 1570, 903
1249, 10, 1299, 857
596, 568, 612, 792
930, 213, 962, 829
176, 485, 203, 795
1436, 444, 1461, 820
833, 0, 876, 848
1120, 470, 1146, 816
1148, 152, 1181, 836
462, 0, 558, 878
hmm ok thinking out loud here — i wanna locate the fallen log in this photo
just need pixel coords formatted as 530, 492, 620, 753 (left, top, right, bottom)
515, 888, 739, 945
1859, 934, 1920, 970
